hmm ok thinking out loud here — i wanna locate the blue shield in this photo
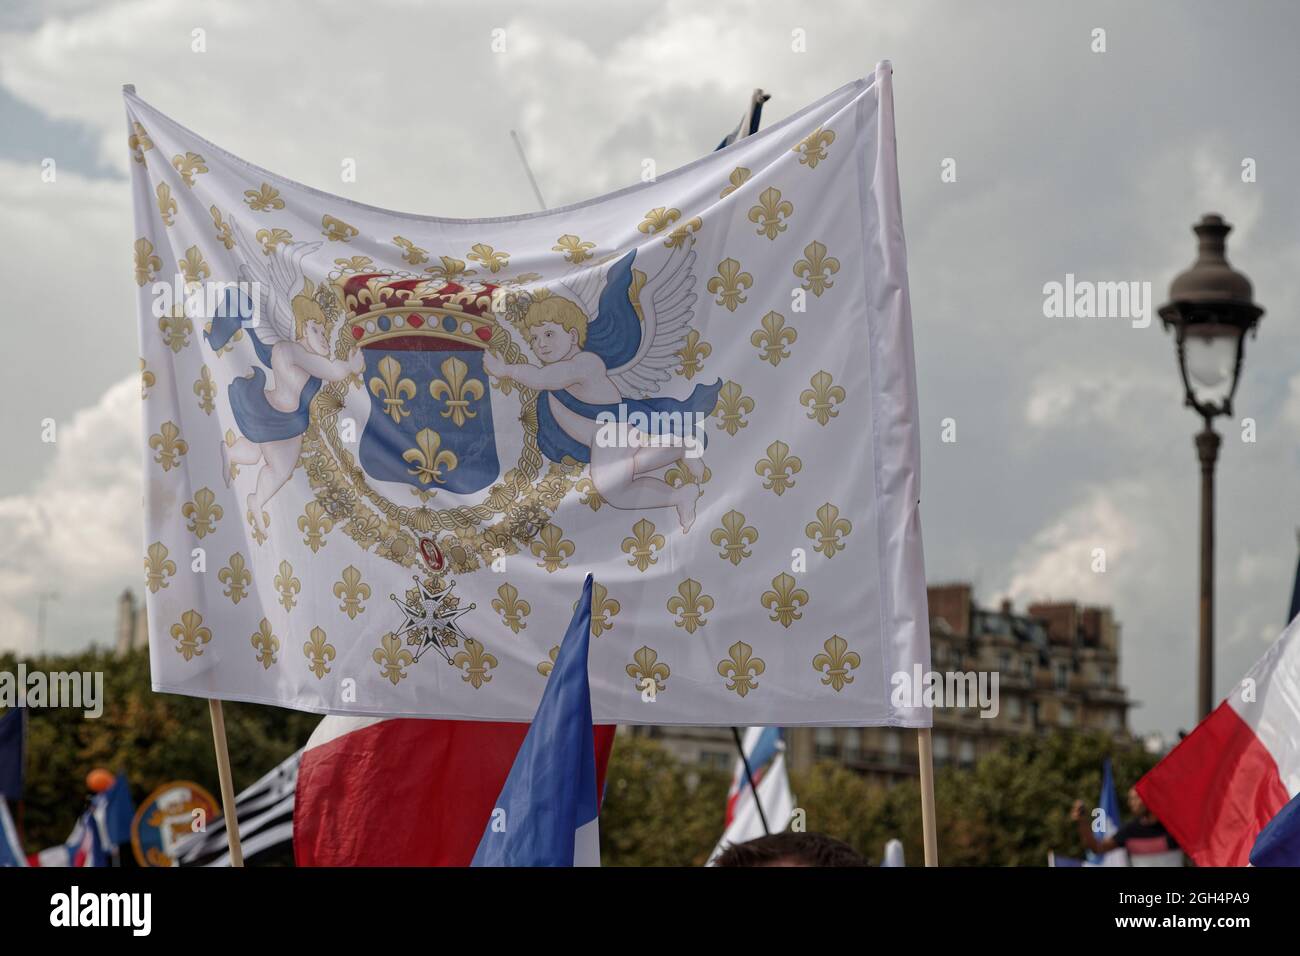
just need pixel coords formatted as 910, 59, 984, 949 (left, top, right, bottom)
359, 343, 500, 495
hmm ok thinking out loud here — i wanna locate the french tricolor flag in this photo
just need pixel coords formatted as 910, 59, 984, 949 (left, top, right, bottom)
1136, 612, 1300, 866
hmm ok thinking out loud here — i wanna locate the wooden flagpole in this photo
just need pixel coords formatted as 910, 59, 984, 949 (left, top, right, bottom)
207, 699, 244, 867
917, 727, 938, 866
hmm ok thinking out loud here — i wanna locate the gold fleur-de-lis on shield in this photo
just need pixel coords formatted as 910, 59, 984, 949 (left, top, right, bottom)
244, 182, 284, 211
134, 238, 161, 287
531, 524, 575, 573
627, 646, 670, 694
667, 578, 713, 634
334, 565, 371, 619
806, 502, 853, 558
538, 645, 561, 678
144, 542, 176, 593
218, 552, 251, 604
800, 370, 846, 426
251, 619, 279, 670
149, 421, 188, 472
748, 186, 794, 240
393, 235, 428, 265
794, 240, 839, 296
182, 487, 223, 539
452, 638, 498, 689
275, 560, 301, 612
707, 258, 753, 312
720, 167, 751, 198
492, 582, 530, 633
304, 627, 335, 679
374, 633, 415, 686
580, 582, 620, 637
430, 356, 485, 428
171, 151, 208, 186
664, 217, 702, 250
297, 500, 335, 552
210, 206, 235, 250
751, 311, 797, 366
369, 356, 416, 424
424, 255, 475, 282
755, 440, 801, 496
128, 121, 153, 163
193, 366, 216, 414
761, 572, 809, 628
322, 214, 358, 242
403, 428, 458, 485
170, 610, 211, 662
179, 246, 210, 287
467, 243, 509, 273
718, 641, 765, 698
638, 207, 681, 235
813, 635, 860, 692
675, 329, 711, 379
156, 181, 177, 227
621, 518, 665, 572
711, 510, 758, 565
553, 234, 596, 264
257, 228, 293, 254
792, 126, 835, 168
712, 380, 753, 436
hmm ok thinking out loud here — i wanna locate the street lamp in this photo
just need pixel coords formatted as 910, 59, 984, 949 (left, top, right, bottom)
1158, 213, 1263, 721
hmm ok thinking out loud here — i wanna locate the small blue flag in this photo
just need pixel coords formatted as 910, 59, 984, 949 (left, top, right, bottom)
1250, 791, 1300, 867
0, 707, 25, 801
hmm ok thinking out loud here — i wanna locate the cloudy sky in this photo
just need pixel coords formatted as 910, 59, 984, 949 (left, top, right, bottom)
1, 0, 1297, 736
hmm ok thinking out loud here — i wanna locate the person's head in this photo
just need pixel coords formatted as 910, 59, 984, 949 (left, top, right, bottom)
520, 294, 587, 363
1126, 786, 1149, 818
712, 832, 868, 868
292, 281, 333, 355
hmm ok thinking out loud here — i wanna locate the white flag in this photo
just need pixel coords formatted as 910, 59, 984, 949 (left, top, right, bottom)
128, 61, 929, 726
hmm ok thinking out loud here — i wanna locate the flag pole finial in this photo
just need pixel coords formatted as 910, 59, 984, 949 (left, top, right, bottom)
122, 83, 136, 94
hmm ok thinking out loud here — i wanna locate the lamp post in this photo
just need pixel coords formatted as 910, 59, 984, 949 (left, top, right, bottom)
1158, 214, 1263, 721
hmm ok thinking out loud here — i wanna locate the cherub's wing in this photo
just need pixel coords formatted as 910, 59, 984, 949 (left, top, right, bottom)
551, 255, 613, 320
229, 218, 322, 345
608, 241, 698, 396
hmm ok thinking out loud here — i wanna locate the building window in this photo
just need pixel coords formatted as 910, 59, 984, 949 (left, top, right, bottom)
1054, 662, 1069, 690
1023, 659, 1034, 681
815, 726, 837, 758
959, 739, 975, 766
883, 730, 901, 765
933, 733, 950, 764
1060, 704, 1075, 727
1100, 666, 1112, 687
843, 729, 861, 762
998, 652, 1012, 674
1008, 696, 1022, 720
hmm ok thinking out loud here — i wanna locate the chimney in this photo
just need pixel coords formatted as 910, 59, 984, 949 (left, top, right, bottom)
927, 583, 972, 637
115, 590, 136, 655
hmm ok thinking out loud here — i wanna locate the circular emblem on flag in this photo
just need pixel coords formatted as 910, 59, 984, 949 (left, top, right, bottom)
130, 780, 220, 867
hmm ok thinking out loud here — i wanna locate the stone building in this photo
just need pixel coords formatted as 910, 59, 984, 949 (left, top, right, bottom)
115, 589, 149, 655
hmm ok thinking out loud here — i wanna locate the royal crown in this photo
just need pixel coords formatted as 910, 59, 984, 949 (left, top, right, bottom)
334, 273, 504, 350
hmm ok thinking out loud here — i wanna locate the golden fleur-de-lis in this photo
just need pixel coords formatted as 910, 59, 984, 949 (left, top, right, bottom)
134, 238, 161, 286
374, 633, 414, 685
275, 560, 301, 612
158, 308, 193, 353
792, 126, 835, 168
452, 638, 498, 689
751, 311, 797, 366
553, 234, 596, 264
664, 458, 711, 487
747, 186, 794, 240
156, 181, 177, 226
582, 582, 621, 637
128, 121, 153, 163
257, 227, 293, 254
537, 645, 560, 677
720, 166, 751, 198
247, 507, 269, 546
218, 552, 251, 604
800, 370, 846, 426
333, 565, 371, 620
664, 217, 702, 250
761, 572, 809, 628
575, 477, 604, 511
170, 609, 211, 662
710, 510, 758, 565
667, 578, 713, 634
149, 421, 188, 472
424, 255, 475, 282
304, 627, 335, 679
322, 214, 358, 242
182, 487, 223, 539
144, 542, 176, 593
179, 245, 210, 286
402, 428, 458, 485
209, 206, 235, 250
794, 240, 839, 296
223, 430, 240, 482
718, 641, 765, 698
251, 619, 280, 670
194, 365, 215, 414
712, 380, 753, 436
813, 635, 860, 692
369, 355, 417, 424
621, 518, 665, 572
172, 151, 208, 186
806, 502, 853, 558
492, 582, 530, 633
675, 329, 711, 380
467, 242, 509, 273
707, 257, 753, 312
755, 440, 801, 496
638, 207, 681, 235
627, 646, 670, 693
140, 359, 155, 399
429, 356, 485, 427
243, 182, 284, 211
335, 255, 374, 272
531, 523, 575, 573
297, 500, 335, 552
393, 235, 428, 265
